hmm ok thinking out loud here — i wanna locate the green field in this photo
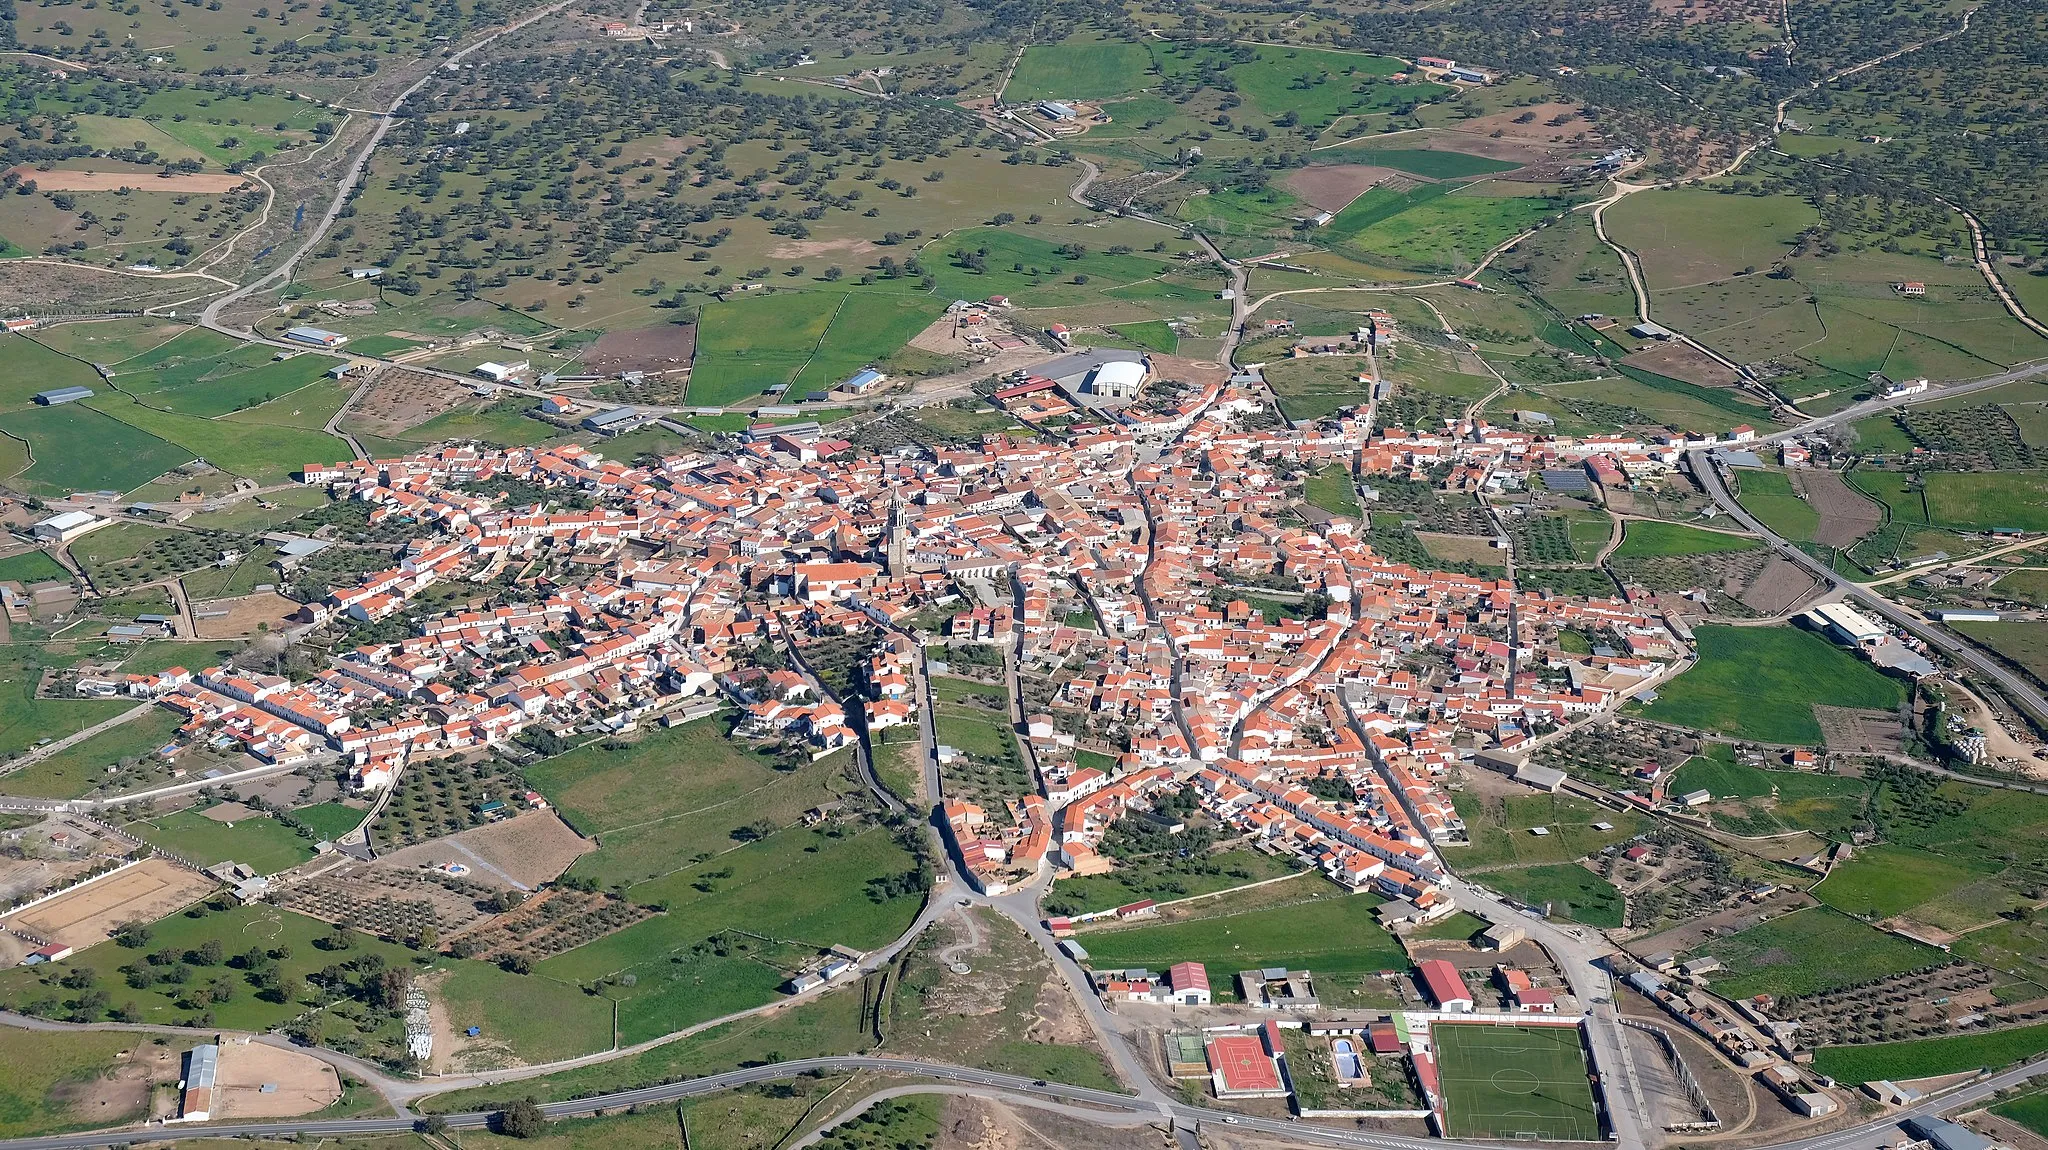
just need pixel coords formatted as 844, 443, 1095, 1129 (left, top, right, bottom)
1992, 1088, 2048, 1138
1477, 864, 1623, 927
0, 550, 68, 584
0, 709, 185, 801
1304, 464, 1362, 517
1638, 625, 1905, 744
1700, 906, 1946, 999
1077, 894, 1408, 1005
0, 402, 192, 495
1811, 843, 1996, 919
130, 808, 316, 873
1813, 1021, 2048, 1084
527, 719, 866, 888
1453, 792, 1649, 871
686, 291, 940, 407
1005, 37, 1158, 101
1612, 520, 1760, 558
1313, 145, 1522, 180
1433, 1022, 1601, 1141
1735, 470, 1820, 543
520, 720, 924, 1045
1664, 747, 1872, 838
0, 649, 136, 760
290, 802, 368, 841
1604, 188, 1819, 291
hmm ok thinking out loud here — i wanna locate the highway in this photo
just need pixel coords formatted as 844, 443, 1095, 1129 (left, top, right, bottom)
1687, 448, 2048, 728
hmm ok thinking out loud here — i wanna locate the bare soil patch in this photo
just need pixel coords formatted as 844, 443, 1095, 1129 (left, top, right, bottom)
1284, 164, 1398, 212
580, 322, 698, 376
2, 857, 217, 949
1795, 469, 1883, 548
341, 367, 473, 437
937, 1094, 1158, 1150
1623, 341, 1741, 388
200, 800, 264, 824
192, 591, 302, 639
4, 166, 253, 194
1454, 103, 1599, 151
1645, 0, 1778, 25
1738, 557, 1819, 615
1418, 531, 1503, 567
1815, 705, 1904, 756
767, 237, 880, 260
50, 1040, 176, 1127
213, 1040, 342, 1118
1146, 353, 1230, 389
378, 810, 593, 889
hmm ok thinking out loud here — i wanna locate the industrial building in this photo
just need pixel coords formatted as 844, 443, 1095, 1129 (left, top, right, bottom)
1804, 602, 1886, 646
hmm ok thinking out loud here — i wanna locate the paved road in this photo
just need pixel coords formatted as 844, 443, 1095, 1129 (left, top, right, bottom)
1688, 448, 2048, 728
9, 1047, 2047, 1150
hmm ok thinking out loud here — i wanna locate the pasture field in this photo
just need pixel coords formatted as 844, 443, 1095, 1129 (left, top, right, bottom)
524, 719, 863, 889
1505, 213, 1637, 325
1604, 189, 1817, 291
1077, 892, 1409, 1005
686, 291, 940, 407
1953, 622, 2048, 685
1665, 750, 1871, 839
1637, 625, 1905, 744
431, 962, 616, 1064
0, 550, 68, 584
537, 824, 925, 1044
1311, 144, 1521, 180
1812, 1021, 2048, 1084
1812, 843, 1996, 920
115, 641, 240, 675
0, 403, 191, 496
0, 649, 136, 759
1336, 189, 1566, 273
0, 1030, 151, 1139
23, 319, 190, 365
1869, 773, 2048, 932
1263, 357, 1373, 421
1433, 1022, 1601, 1142
1546, 373, 1772, 435
1921, 471, 2048, 533
0, 708, 185, 801
290, 803, 368, 842
1111, 320, 1178, 354
1735, 469, 1821, 542
1452, 793, 1647, 871
130, 808, 316, 874
1045, 851, 1306, 917
0, 903, 412, 1032
1004, 37, 1158, 102
1987, 571, 2048, 607
1477, 863, 1623, 927
1699, 906, 1946, 1000
82, 392, 349, 487
1611, 520, 1759, 559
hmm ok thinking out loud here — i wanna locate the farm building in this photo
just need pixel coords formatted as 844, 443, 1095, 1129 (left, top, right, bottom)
474, 361, 529, 383
176, 1044, 220, 1122
348, 267, 384, 280
284, 326, 349, 348
34, 386, 94, 405
582, 407, 641, 434
1036, 100, 1078, 121
1417, 959, 1474, 1011
840, 368, 887, 393
33, 510, 107, 543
